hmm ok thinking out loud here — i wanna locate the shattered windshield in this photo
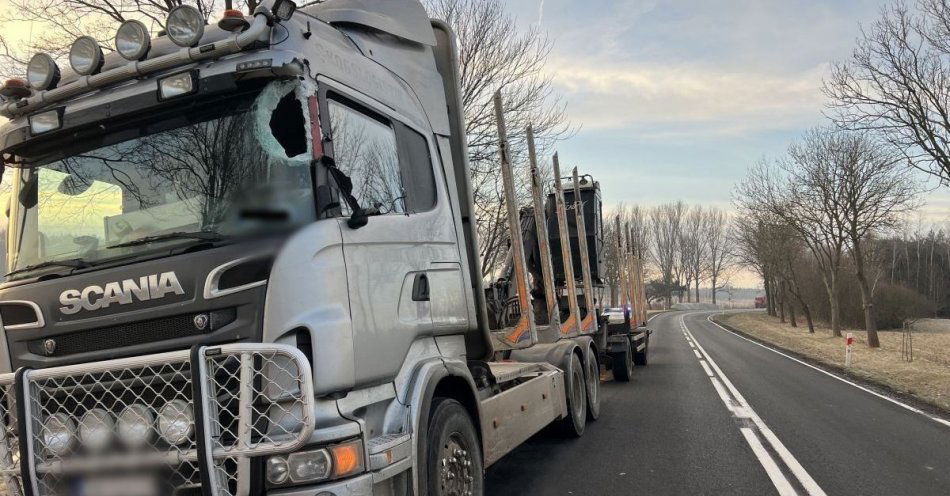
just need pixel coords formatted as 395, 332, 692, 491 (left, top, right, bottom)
5, 80, 315, 278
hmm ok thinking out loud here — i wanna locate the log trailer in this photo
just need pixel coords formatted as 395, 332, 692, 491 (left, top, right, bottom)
0, 1, 650, 495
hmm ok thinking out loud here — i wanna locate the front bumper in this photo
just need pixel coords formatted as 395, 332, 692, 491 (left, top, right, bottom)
0, 343, 315, 496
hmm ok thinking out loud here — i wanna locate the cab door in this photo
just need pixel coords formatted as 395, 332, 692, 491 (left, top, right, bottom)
320, 87, 464, 385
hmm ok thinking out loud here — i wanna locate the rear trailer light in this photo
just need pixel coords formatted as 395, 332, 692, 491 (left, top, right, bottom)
159, 72, 197, 100
29, 109, 61, 134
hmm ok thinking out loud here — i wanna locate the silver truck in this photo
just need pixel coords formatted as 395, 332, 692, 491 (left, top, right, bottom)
0, 1, 651, 494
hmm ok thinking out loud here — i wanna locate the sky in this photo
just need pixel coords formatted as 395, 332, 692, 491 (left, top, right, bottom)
504, 0, 950, 220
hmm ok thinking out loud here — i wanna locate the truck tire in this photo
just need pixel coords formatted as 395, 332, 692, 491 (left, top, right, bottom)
634, 333, 649, 366
612, 340, 634, 382
559, 352, 587, 437
584, 345, 601, 421
426, 398, 484, 496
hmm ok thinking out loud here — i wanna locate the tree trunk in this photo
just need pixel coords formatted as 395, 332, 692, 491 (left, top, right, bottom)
695, 278, 701, 304
711, 275, 718, 304
852, 241, 879, 347
787, 289, 797, 328
792, 291, 815, 333
764, 274, 775, 317
828, 273, 842, 337
778, 280, 786, 323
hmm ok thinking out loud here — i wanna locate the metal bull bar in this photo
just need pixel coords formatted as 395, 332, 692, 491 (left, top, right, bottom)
0, 344, 315, 496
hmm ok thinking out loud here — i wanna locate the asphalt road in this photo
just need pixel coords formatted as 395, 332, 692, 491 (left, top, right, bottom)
485, 311, 950, 495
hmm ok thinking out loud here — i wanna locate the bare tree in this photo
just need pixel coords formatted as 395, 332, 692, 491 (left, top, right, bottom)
424, 0, 574, 276
824, 0, 950, 185
704, 207, 733, 304
650, 201, 685, 308
682, 206, 707, 302
835, 132, 921, 346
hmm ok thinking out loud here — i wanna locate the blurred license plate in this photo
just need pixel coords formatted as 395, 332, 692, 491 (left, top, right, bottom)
79, 474, 158, 496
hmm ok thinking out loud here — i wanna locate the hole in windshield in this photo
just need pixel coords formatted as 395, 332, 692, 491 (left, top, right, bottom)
270, 93, 307, 158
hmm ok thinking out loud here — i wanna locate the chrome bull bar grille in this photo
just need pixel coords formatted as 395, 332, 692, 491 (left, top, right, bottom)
0, 344, 314, 496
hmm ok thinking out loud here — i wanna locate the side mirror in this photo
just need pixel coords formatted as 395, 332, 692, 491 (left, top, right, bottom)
347, 208, 369, 230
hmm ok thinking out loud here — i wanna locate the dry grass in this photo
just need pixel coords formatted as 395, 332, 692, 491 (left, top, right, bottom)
717, 311, 950, 413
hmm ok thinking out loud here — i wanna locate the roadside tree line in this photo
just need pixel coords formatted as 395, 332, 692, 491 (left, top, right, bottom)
604, 202, 735, 308
732, 0, 950, 347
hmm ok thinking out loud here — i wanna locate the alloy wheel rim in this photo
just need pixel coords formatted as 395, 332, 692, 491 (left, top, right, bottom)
440, 431, 474, 496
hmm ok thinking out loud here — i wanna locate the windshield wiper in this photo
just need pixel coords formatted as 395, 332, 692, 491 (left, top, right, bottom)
5, 258, 92, 278
107, 231, 225, 249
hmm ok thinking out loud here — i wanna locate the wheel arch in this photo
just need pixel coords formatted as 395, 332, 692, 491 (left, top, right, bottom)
409, 358, 482, 496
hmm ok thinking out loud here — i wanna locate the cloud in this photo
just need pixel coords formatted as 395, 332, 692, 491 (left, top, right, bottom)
546, 57, 829, 139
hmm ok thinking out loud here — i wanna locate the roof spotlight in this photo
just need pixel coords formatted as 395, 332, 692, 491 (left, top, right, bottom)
165, 5, 206, 47
69, 36, 104, 76
27, 53, 60, 90
116, 20, 151, 61
272, 0, 297, 21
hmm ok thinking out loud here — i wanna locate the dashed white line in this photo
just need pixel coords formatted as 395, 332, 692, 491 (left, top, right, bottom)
681, 315, 827, 496
705, 315, 950, 429
692, 349, 702, 359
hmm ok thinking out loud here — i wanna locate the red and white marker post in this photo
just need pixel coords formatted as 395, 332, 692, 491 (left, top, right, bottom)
845, 332, 854, 367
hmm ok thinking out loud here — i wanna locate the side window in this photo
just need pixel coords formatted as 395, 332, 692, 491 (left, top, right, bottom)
397, 124, 437, 212
327, 99, 405, 215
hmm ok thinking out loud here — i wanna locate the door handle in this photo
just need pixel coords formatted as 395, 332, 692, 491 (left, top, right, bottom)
412, 273, 430, 302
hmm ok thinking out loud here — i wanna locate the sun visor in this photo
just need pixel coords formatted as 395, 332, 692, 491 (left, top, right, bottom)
307, 0, 437, 46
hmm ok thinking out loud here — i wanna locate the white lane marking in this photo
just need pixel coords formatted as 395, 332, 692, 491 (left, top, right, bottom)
699, 360, 714, 377
740, 428, 798, 496
706, 315, 950, 429
693, 349, 702, 359
682, 316, 827, 496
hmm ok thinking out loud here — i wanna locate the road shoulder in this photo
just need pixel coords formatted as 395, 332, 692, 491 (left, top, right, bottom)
712, 311, 950, 421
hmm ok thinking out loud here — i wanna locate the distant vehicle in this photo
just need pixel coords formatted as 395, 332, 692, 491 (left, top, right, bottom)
755, 296, 767, 308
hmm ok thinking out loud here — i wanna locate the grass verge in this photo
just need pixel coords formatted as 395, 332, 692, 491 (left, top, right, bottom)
714, 311, 950, 414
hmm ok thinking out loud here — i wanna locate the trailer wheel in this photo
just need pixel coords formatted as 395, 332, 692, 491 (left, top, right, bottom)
584, 345, 601, 421
611, 340, 634, 382
634, 333, 649, 366
558, 352, 587, 437
426, 398, 484, 496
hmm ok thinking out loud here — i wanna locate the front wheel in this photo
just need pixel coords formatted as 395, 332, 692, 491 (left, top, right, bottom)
426, 398, 484, 496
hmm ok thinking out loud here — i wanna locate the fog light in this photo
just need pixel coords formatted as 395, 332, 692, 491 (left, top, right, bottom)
116, 20, 151, 61
158, 72, 196, 100
117, 404, 154, 448
166, 5, 205, 47
69, 36, 104, 76
158, 399, 193, 446
79, 409, 114, 452
42, 413, 76, 456
288, 449, 332, 483
266, 456, 290, 485
29, 109, 61, 135
26, 53, 60, 90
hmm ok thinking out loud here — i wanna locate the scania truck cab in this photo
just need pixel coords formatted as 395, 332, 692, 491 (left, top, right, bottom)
0, 1, 649, 495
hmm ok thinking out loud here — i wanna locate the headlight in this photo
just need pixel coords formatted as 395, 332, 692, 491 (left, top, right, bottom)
115, 20, 151, 61
69, 36, 104, 76
78, 408, 114, 452
157, 400, 193, 446
165, 5, 205, 47
158, 72, 196, 100
29, 109, 62, 135
117, 404, 154, 448
265, 456, 290, 485
26, 53, 60, 90
42, 413, 75, 456
288, 449, 332, 483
